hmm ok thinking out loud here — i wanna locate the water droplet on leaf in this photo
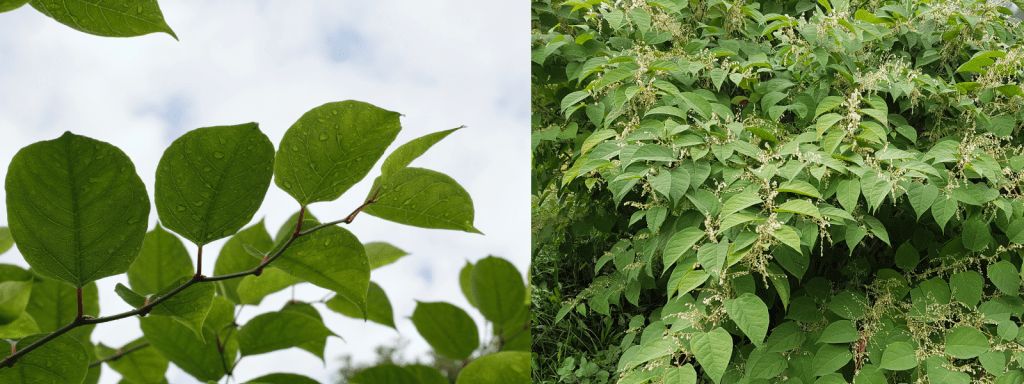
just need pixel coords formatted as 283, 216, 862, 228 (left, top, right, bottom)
203, 167, 211, 172
291, 146, 299, 152
283, 181, 292, 189
332, 110, 338, 115
137, 5, 142, 13
176, 205, 186, 212
324, 239, 332, 246
193, 201, 204, 207
319, 133, 328, 141
213, 152, 224, 159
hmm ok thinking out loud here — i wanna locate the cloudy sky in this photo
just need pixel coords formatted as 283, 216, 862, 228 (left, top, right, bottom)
0, 1, 527, 383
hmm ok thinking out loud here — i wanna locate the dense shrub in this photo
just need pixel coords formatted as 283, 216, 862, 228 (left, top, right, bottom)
532, 0, 1024, 382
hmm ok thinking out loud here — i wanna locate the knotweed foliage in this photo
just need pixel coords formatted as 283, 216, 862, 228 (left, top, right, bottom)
533, 0, 1024, 382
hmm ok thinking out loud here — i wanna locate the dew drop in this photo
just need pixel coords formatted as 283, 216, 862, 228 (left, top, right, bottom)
266, 166, 272, 171
137, 5, 142, 13
177, 154, 184, 160
324, 239, 332, 246
193, 201, 204, 207
94, 144, 101, 149
283, 181, 292, 189
128, 219, 138, 225
331, 110, 338, 115
203, 167, 211, 172
291, 146, 299, 152
219, 137, 226, 145
122, 2, 129, 6
213, 151, 225, 159
317, 118, 326, 123
355, 157, 363, 162
176, 205, 186, 212
319, 133, 328, 141
247, 145, 253, 150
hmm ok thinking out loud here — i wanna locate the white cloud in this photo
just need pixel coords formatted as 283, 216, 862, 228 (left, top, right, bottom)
0, 1, 527, 383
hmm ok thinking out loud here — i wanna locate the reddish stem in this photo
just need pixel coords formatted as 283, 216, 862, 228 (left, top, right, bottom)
194, 246, 204, 279
76, 287, 84, 319
293, 205, 307, 238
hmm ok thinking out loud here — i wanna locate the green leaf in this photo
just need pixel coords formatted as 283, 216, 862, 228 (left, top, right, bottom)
0, 280, 31, 326
1008, 218, 1024, 244
962, 218, 992, 252
815, 113, 844, 136
778, 180, 822, 199
880, 342, 918, 370
140, 316, 226, 382
235, 267, 302, 305
275, 101, 401, 205
364, 168, 480, 233
772, 225, 802, 252
724, 293, 769, 347
0, 0, 29, 13
814, 96, 845, 119
945, 326, 990, 359
897, 241, 921, 272
836, 178, 860, 212
5, 132, 151, 287
663, 364, 697, 384
663, 227, 705, 269
931, 195, 958, 231
774, 200, 821, 219
28, 0, 176, 39
0, 227, 12, 255
213, 220, 274, 304
380, 127, 463, 179
773, 245, 808, 280
907, 182, 938, 221
668, 268, 709, 298
115, 276, 214, 341
279, 302, 329, 361
0, 333, 88, 383
721, 189, 762, 219
860, 170, 891, 212
765, 321, 806, 353
472, 256, 525, 325
25, 275, 98, 344
325, 281, 395, 329
237, 310, 335, 357
989, 260, 1020, 296
828, 291, 868, 320
691, 327, 732, 384
862, 214, 890, 246
455, 351, 531, 384
0, 312, 41, 339
349, 364, 425, 384
818, 320, 859, 344
95, 338, 168, 384
365, 242, 409, 270
272, 224, 370, 317
129, 223, 193, 296
950, 270, 984, 308
411, 301, 479, 360
581, 129, 617, 156
155, 123, 275, 246
812, 344, 852, 376
247, 373, 321, 384
697, 242, 729, 278
459, 261, 476, 307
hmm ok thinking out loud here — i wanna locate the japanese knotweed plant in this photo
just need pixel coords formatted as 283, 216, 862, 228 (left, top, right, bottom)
533, 0, 1024, 383
0, 0, 177, 40
0, 100, 531, 384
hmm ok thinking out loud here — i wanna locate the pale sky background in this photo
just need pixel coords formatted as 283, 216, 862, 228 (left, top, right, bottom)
0, 1, 527, 383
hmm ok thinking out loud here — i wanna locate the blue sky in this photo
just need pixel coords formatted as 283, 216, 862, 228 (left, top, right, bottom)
0, 1, 527, 383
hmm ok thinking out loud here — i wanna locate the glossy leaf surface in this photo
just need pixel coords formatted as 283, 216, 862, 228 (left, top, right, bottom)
274, 100, 401, 205
6, 132, 150, 287
364, 167, 481, 233
28, 0, 176, 39
410, 301, 478, 360
155, 123, 275, 246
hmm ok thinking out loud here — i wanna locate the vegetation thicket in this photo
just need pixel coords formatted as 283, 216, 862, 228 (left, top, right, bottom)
532, 0, 1024, 383
0, 2, 531, 383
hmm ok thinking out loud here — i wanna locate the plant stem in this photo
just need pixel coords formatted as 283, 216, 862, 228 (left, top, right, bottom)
76, 287, 84, 320
195, 246, 204, 278
87, 343, 150, 368
0, 190, 382, 369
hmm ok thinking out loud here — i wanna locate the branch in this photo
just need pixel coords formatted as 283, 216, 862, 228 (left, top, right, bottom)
88, 343, 151, 368
0, 190, 382, 369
